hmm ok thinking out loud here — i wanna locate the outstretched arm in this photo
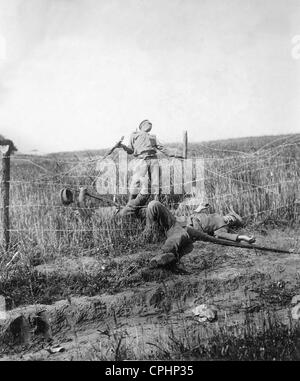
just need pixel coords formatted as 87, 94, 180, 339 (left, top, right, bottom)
186, 226, 218, 242
119, 143, 134, 154
185, 226, 291, 254
214, 228, 256, 244
186, 226, 247, 246
156, 139, 184, 159
118, 134, 134, 155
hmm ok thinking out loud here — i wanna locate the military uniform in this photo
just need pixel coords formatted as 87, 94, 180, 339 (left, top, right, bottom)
121, 120, 182, 197
187, 213, 239, 242
127, 130, 161, 196
119, 199, 242, 256
118, 193, 149, 218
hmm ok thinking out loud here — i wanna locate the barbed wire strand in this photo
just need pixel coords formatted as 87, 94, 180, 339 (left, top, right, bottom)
8, 160, 299, 196
2, 204, 296, 235
10, 138, 300, 184
2, 178, 297, 212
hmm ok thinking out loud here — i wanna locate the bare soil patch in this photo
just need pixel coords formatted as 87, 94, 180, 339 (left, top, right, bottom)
1, 228, 300, 360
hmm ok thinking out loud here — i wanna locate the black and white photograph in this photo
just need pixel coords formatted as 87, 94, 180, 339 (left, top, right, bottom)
0, 0, 300, 366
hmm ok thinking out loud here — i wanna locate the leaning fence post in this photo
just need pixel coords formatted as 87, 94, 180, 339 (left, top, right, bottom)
183, 130, 188, 159
0, 139, 14, 251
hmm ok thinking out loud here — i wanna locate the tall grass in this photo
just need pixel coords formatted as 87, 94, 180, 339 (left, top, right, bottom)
0, 134, 299, 360
0, 133, 299, 260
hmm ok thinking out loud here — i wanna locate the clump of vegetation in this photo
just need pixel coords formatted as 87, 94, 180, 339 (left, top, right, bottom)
0, 133, 299, 360
0, 134, 299, 302
0, 266, 109, 308
157, 315, 300, 361
3, 133, 299, 261
78, 311, 300, 361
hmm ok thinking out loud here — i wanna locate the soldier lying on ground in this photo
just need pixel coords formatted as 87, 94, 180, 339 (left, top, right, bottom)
118, 193, 255, 268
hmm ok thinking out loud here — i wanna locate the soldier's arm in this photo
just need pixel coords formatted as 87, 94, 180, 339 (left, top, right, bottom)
119, 144, 134, 154
214, 227, 239, 242
214, 227, 255, 243
186, 226, 256, 248
156, 139, 184, 159
119, 135, 134, 154
186, 226, 289, 254
118, 194, 149, 218
185, 226, 217, 242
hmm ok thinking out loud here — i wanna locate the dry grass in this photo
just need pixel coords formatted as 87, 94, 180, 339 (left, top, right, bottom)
0, 133, 300, 361
2, 133, 299, 260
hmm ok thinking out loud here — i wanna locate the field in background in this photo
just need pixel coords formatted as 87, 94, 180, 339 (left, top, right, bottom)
3, 133, 299, 258
0, 133, 300, 360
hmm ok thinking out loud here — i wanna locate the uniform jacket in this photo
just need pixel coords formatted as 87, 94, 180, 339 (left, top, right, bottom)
127, 131, 175, 159
185, 213, 239, 241
119, 199, 239, 242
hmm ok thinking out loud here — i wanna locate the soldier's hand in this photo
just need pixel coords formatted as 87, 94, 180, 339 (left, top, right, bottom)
237, 235, 256, 244
113, 206, 121, 217
115, 136, 125, 148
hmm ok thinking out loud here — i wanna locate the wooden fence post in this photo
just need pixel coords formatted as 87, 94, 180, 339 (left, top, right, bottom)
180, 131, 188, 195
0, 139, 15, 251
183, 130, 188, 159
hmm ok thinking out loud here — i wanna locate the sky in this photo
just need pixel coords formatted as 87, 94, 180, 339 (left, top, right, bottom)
0, 0, 299, 153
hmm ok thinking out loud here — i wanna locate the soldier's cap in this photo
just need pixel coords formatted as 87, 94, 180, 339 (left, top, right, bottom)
194, 203, 210, 213
139, 120, 152, 132
60, 188, 73, 205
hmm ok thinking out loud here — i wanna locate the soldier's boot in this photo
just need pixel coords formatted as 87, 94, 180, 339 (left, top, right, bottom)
149, 252, 177, 269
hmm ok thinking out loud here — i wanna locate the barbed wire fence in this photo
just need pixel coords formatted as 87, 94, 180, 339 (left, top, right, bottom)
0, 134, 300, 254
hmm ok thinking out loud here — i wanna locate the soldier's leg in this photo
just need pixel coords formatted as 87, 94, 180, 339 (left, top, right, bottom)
129, 159, 148, 196
146, 201, 191, 252
146, 202, 190, 268
146, 200, 176, 230
149, 223, 191, 269
140, 200, 173, 243
149, 159, 160, 199
162, 222, 191, 255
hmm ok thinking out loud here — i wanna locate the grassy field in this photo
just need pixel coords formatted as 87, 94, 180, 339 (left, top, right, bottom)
4, 133, 299, 257
0, 133, 300, 360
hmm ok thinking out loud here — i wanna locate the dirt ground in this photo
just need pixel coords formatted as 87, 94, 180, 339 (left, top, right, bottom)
1, 228, 300, 360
